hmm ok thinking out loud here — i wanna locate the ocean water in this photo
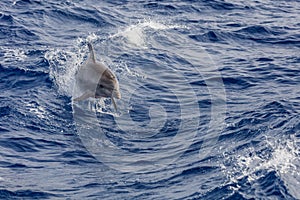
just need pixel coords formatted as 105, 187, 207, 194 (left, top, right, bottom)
0, 0, 300, 199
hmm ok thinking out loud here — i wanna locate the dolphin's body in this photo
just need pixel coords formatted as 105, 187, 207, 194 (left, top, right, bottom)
74, 43, 121, 110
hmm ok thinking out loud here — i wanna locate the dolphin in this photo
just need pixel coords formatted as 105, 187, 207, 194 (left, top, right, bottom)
73, 42, 121, 111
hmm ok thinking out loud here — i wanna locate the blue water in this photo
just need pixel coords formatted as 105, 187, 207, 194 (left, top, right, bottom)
1, 0, 300, 199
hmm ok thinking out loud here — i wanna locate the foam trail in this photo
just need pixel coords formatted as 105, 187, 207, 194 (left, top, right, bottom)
110, 19, 185, 48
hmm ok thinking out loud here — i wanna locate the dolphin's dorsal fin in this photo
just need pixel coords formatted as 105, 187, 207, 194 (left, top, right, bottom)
87, 42, 96, 63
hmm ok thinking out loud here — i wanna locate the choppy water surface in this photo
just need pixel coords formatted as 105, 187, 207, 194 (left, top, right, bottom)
0, 0, 300, 199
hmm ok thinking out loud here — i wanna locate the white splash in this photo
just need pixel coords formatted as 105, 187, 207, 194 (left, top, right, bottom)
45, 35, 92, 96
46, 49, 77, 96
2, 48, 27, 63
222, 135, 300, 198
140, 20, 184, 30
26, 102, 47, 120
273, 135, 300, 199
110, 19, 185, 48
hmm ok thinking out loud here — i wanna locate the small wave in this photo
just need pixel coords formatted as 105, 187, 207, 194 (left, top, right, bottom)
231, 25, 299, 46
0, 47, 48, 76
223, 76, 256, 90
236, 25, 272, 35
256, 57, 274, 62
202, 0, 248, 10
49, 7, 109, 28
0, 64, 50, 91
0, 23, 39, 42
189, 30, 225, 43
0, 106, 11, 118
0, 13, 14, 25
0, 189, 60, 199
12, 0, 41, 6
143, 2, 177, 15
0, 137, 38, 153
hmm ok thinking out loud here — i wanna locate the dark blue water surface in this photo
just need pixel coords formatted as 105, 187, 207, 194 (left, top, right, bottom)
1, 0, 300, 199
